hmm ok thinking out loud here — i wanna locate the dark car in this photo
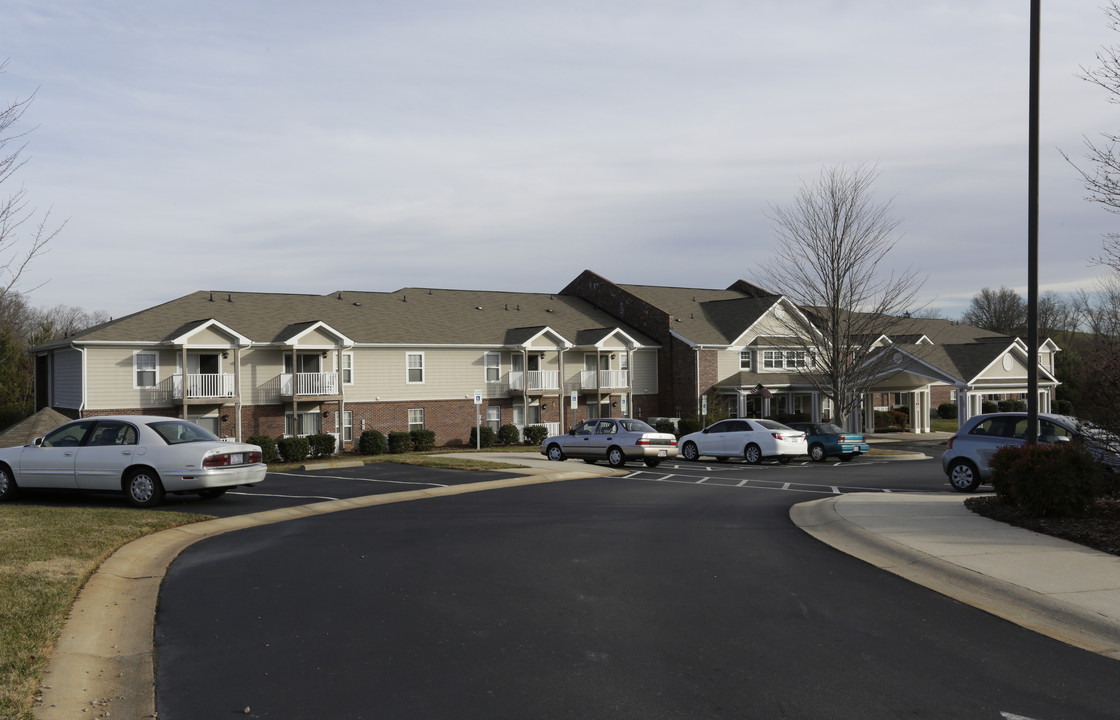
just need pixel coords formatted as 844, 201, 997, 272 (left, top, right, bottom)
786, 422, 870, 462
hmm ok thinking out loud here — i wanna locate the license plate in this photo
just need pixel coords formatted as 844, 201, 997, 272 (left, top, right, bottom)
658, 450, 667, 457
230, 453, 244, 464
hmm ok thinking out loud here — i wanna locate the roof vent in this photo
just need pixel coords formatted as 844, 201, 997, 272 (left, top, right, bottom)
476, 306, 483, 310
353, 302, 361, 307
227, 294, 233, 302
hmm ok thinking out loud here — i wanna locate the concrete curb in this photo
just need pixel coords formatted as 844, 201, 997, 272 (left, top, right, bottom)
34, 469, 597, 719
791, 495, 1120, 661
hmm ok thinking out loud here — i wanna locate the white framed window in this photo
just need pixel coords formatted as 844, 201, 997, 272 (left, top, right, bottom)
188, 413, 220, 435
484, 352, 501, 383
341, 353, 354, 385
408, 408, 424, 432
739, 351, 752, 371
785, 351, 807, 368
487, 406, 501, 432
763, 350, 783, 369
406, 352, 424, 384
285, 410, 322, 436
134, 351, 158, 388
342, 410, 353, 442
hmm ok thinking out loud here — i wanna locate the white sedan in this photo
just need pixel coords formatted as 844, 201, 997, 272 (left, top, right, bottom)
0, 415, 266, 507
679, 418, 808, 464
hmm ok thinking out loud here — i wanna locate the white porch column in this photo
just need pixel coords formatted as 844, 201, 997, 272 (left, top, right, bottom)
863, 393, 875, 435
811, 391, 820, 423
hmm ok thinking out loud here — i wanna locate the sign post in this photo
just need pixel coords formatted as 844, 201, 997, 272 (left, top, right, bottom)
474, 390, 483, 449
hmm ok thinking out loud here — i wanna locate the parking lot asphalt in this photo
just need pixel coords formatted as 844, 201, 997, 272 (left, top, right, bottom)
32, 444, 1120, 719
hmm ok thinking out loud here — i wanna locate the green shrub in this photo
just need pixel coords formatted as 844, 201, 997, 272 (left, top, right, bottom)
469, 425, 495, 448
654, 419, 677, 434
248, 434, 279, 463
307, 433, 336, 458
998, 399, 1027, 412
981, 400, 999, 414
875, 410, 907, 431
277, 436, 310, 463
410, 428, 436, 451
497, 424, 521, 446
937, 402, 957, 420
523, 425, 549, 445
990, 442, 1104, 517
677, 417, 702, 436
1055, 398, 1075, 415
359, 429, 386, 455
387, 431, 412, 453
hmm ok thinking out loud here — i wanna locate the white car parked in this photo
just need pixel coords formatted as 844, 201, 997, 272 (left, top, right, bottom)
679, 418, 808, 464
0, 415, 266, 507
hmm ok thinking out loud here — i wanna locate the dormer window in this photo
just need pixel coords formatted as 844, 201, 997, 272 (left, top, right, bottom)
739, 351, 752, 371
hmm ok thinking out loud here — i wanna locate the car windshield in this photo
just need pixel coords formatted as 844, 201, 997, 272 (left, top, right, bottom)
819, 423, 845, 434
618, 419, 656, 433
148, 420, 220, 445
755, 419, 791, 430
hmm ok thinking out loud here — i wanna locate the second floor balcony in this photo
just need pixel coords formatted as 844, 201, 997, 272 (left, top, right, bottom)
509, 370, 561, 394
579, 369, 629, 391
281, 372, 340, 398
173, 373, 235, 402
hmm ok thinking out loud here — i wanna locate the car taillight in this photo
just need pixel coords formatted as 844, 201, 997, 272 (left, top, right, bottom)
203, 450, 261, 467
946, 435, 958, 450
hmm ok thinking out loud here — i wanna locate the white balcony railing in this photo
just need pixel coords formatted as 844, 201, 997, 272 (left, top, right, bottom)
580, 369, 629, 389
173, 373, 235, 400
281, 372, 339, 396
509, 370, 561, 391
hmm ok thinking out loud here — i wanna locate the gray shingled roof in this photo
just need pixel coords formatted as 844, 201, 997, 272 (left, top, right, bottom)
616, 283, 782, 345
45, 288, 657, 349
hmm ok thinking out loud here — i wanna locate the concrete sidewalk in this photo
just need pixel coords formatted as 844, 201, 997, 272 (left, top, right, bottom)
791, 492, 1120, 661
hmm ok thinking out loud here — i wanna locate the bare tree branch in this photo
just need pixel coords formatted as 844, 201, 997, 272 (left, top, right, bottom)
754, 164, 925, 427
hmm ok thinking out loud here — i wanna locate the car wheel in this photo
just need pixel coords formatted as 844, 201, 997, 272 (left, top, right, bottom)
643, 458, 661, 468
744, 444, 762, 465
839, 453, 856, 462
197, 488, 228, 500
809, 444, 827, 462
0, 464, 17, 502
778, 456, 792, 464
607, 447, 627, 468
682, 442, 699, 462
547, 444, 565, 462
124, 468, 165, 508
948, 459, 981, 492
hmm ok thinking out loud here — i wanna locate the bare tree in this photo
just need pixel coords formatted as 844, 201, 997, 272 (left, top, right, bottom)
1063, 1, 1120, 270
1070, 279, 1120, 454
756, 164, 924, 428
0, 59, 63, 306
961, 286, 1027, 334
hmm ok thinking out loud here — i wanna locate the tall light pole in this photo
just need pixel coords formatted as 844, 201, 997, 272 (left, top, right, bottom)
1027, 0, 1040, 443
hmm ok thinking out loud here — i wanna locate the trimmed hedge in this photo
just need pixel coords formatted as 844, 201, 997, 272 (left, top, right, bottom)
410, 429, 436, 452
277, 436, 310, 463
937, 402, 957, 420
677, 417, 702, 436
523, 425, 548, 446
497, 424, 521, 446
387, 431, 412, 453
308, 433, 336, 458
248, 435, 279, 464
359, 429, 386, 455
990, 443, 1104, 517
469, 425, 496, 448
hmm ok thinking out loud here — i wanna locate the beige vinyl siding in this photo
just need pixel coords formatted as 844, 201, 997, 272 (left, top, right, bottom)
83, 348, 176, 410
342, 347, 506, 402
185, 326, 236, 347
717, 348, 742, 382
241, 348, 285, 405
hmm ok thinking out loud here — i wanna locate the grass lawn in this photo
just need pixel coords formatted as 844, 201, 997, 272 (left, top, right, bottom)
0, 506, 205, 720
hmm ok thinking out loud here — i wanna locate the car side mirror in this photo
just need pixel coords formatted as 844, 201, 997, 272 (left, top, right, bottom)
568, 429, 576, 436
1053, 435, 1071, 443
32, 436, 45, 447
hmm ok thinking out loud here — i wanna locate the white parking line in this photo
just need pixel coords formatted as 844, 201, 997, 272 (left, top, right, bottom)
271, 471, 448, 488
230, 491, 340, 501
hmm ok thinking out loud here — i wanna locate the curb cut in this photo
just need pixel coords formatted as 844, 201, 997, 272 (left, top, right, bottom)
791, 495, 1120, 662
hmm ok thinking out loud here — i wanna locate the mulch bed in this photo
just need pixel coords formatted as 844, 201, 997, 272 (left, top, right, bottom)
965, 495, 1120, 557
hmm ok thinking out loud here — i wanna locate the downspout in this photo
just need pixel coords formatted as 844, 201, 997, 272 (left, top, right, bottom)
558, 346, 566, 431
234, 346, 243, 442
695, 347, 701, 419
73, 343, 87, 418
522, 348, 529, 435
181, 346, 188, 420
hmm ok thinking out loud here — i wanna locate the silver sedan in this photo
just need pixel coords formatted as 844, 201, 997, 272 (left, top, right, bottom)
0, 415, 266, 507
540, 418, 678, 468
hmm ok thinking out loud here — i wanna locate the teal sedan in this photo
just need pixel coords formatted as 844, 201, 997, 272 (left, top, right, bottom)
786, 422, 870, 462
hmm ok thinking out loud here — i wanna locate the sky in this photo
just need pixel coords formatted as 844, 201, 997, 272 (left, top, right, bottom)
3, 1, 1118, 321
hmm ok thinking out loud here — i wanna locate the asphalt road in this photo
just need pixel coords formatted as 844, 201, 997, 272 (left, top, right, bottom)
153, 456, 1120, 719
